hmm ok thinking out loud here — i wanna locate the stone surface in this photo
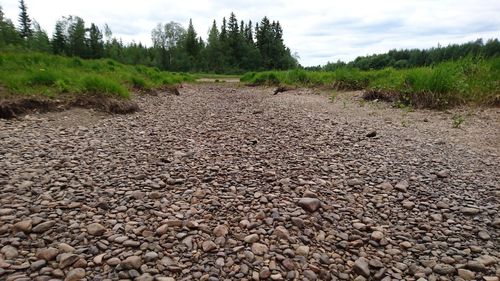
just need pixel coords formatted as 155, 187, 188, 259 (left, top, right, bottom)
297, 198, 321, 212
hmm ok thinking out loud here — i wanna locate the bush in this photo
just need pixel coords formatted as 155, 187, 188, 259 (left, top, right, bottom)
27, 70, 60, 86
81, 75, 129, 98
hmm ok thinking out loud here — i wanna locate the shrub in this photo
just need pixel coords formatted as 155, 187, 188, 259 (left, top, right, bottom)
27, 70, 60, 86
81, 75, 129, 98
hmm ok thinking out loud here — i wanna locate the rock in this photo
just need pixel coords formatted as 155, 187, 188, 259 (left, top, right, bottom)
59, 253, 80, 268
395, 180, 408, 192
156, 224, 169, 235
466, 260, 486, 272
366, 131, 377, 138
478, 231, 490, 240
371, 231, 384, 241
202, 240, 217, 252
213, 225, 229, 237
144, 252, 158, 262
298, 198, 321, 212
347, 178, 364, 186
273, 226, 290, 240
244, 234, 259, 243
32, 220, 56, 233
122, 255, 142, 269
30, 259, 46, 270
457, 269, 475, 280
476, 255, 497, 266
65, 268, 85, 281
295, 246, 309, 257
260, 267, 271, 279
87, 223, 106, 236
58, 243, 75, 253
433, 263, 455, 275
136, 273, 154, 281
12, 220, 32, 233
353, 257, 370, 277
461, 207, 480, 215
437, 170, 449, 178
251, 243, 269, 256
36, 247, 59, 261
1, 245, 18, 259
303, 270, 317, 280
106, 257, 121, 266
402, 201, 415, 209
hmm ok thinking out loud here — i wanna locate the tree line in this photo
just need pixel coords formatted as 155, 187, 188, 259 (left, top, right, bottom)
314, 39, 500, 71
0, 1, 298, 73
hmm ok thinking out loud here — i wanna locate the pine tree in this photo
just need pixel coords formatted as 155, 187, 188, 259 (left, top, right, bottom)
18, 0, 32, 39
52, 19, 66, 54
184, 19, 199, 58
88, 23, 104, 58
67, 16, 87, 57
29, 20, 50, 52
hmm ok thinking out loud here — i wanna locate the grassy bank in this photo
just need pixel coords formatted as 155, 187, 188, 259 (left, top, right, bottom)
241, 58, 500, 108
0, 51, 194, 99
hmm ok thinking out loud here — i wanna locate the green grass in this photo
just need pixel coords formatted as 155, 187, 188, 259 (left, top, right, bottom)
0, 51, 195, 99
241, 57, 500, 108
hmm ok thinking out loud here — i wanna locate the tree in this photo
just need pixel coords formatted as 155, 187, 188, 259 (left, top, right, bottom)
205, 20, 224, 72
18, 0, 32, 39
29, 20, 50, 52
67, 16, 87, 57
88, 23, 104, 58
52, 19, 67, 54
151, 21, 186, 70
184, 19, 200, 59
1, 5, 22, 46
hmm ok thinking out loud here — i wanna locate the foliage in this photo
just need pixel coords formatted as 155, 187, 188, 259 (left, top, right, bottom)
452, 114, 465, 128
0, 51, 194, 99
242, 57, 500, 108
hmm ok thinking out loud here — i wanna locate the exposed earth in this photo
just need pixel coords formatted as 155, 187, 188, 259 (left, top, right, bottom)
0, 83, 499, 281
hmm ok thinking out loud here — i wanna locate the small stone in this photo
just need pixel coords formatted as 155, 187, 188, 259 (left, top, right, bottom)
36, 248, 59, 261
298, 198, 321, 212
59, 253, 80, 268
365, 130, 377, 138
402, 201, 415, 209
58, 243, 75, 253
395, 180, 408, 192
136, 273, 154, 281
251, 243, 269, 256
215, 257, 225, 267
478, 231, 490, 240
347, 178, 364, 186
461, 207, 480, 215
106, 257, 121, 266
65, 268, 85, 281
156, 224, 169, 235
295, 246, 309, 257
244, 234, 259, 243
144, 252, 158, 262
122, 255, 142, 269
303, 270, 317, 280
32, 220, 56, 233
457, 269, 475, 280
466, 260, 486, 272
437, 170, 448, 178
260, 267, 271, 279
12, 220, 32, 233
353, 257, 370, 277
433, 263, 455, 275
273, 226, 290, 240
202, 240, 217, 252
371, 231, 384, 241
30, 260, 46, 270
213, 225, 229, 237
87, 223, 106, 236
1, 245, 18, 259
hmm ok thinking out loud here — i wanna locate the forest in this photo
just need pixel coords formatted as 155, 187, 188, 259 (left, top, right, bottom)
0, 1, 297, 73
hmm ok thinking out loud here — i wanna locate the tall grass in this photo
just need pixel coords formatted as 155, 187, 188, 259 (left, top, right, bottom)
241, 57, 500, 108
0, 51, 195, 99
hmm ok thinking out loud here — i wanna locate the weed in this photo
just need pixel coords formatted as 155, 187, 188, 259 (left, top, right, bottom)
452, 114, 465, 128
81, 75, 129, 98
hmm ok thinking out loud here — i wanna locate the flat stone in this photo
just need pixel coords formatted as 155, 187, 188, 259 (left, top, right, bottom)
12, 220, 32, 233
353, 257, 370, 277
64, 268, 85, 281
87, 223, 106, 236
202, 240, 217, 252
32, 220, 56, 233
295, 246, 309, 257
122, 255, 142, 269
244, 234, 259, 243
36, 248, 59, 261
298, 198, 321, 212
251, 243, 269, 256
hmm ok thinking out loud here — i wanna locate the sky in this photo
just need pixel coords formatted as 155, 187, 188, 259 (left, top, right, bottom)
2, 0, 500, 66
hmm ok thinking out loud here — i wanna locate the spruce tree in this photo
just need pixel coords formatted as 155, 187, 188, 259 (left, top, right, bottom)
88, 23, 104, 58
52, 19, 66, 55
18, 0, 32, 39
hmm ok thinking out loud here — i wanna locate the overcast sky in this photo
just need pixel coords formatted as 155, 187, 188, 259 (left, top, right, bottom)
2, 0, 499, 66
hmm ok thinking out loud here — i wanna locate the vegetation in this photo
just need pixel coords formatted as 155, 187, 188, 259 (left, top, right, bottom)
310, 39, 500, 71
0, 50, 194, 99
242, 57, 500, 108
1, 2, 297, 73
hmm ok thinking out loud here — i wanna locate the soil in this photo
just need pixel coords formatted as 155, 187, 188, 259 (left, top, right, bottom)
0, 83, 498, 281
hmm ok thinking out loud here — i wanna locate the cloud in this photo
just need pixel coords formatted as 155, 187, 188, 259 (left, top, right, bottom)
1, 0, 499, 66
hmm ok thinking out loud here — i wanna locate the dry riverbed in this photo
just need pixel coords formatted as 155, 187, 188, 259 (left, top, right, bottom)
0, 83, 499, 281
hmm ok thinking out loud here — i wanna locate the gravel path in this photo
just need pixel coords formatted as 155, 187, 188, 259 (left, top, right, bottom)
1, 83, 499, 281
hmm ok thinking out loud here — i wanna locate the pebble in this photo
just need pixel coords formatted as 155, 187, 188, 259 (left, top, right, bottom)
297, 198, 321, 212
